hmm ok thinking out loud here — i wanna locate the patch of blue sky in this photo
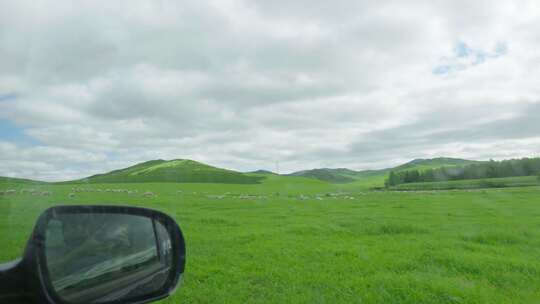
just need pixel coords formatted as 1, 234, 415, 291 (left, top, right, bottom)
433, 41, 508, 76
472, 51, 488, 65
0, 93, 36, 144
454, 42, 471, 58
494, 42, 508, 55
0, 93, 18, 102
432, 65, 452, 75
0, 118, 40, 145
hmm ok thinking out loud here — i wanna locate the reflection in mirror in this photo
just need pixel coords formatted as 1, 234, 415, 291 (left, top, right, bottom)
44, 213, 173, 304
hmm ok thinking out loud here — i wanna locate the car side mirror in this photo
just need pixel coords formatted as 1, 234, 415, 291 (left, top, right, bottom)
0, 205, 186, 304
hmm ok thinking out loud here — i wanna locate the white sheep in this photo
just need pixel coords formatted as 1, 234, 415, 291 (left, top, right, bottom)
143, 191, 155, 198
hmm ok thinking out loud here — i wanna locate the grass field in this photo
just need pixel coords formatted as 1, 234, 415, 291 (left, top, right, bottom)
390, 176, 540, 191
2, 177, 540, 303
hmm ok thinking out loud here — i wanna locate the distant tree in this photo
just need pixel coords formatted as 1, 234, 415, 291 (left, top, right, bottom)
486, 160, 497, 178
395, 157, 540, 184
403, 171, 411, 183
385, 171, 401, 187
422, 168, 435, 182
408, 170, 420, 183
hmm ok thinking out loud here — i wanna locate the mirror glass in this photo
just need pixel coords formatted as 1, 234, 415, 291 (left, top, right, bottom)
44, 213, 173, 303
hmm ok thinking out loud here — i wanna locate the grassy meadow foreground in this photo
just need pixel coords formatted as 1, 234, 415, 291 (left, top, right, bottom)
1, 175, 540, 303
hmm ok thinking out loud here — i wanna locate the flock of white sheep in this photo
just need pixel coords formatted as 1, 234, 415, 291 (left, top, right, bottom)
1, 187, 370, 202
0, 188, 52, 196
67, 187, 156, 198
201, 192, 363, 201
0, 187, 159, 198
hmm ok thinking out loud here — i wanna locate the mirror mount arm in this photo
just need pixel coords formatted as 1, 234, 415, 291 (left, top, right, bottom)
0, 258, 32, 302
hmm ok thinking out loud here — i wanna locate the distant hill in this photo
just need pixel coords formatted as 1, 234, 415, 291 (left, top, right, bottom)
248, 170, 277, 175
386, 157, 540, 187
0, 157, 481, 186
0, 176, 46, 184
72, 159, 265, 184
288, 168, 356, 183
392, 157, 478, 171
288, 157, 479, 184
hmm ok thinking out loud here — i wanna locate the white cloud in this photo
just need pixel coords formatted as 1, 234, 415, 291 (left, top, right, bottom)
0, 0, 539, 181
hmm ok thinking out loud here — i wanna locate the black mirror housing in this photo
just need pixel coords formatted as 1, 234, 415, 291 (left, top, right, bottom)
0, 205, 186, 304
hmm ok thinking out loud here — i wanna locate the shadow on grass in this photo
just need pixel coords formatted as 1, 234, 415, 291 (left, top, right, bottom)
462, 232, 524, 246
365, 223, 429, 235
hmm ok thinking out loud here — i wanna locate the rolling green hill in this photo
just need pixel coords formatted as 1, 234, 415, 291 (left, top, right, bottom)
71, 159, 265, 184
0, 157, 481, 187
289, 157, 478, 185
288, 168, 357, 183
0, 176, 46, 184
248, 170, 278, 175
392, 157, 478, 171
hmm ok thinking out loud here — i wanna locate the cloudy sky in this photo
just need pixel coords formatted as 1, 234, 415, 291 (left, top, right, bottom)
1, 0, 539, 181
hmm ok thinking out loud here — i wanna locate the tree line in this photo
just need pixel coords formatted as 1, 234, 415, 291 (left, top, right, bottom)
385, 157, 540, 187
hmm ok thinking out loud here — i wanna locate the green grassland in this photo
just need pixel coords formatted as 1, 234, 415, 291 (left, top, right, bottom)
390, 176, 540, 191
2, 176, 540, 303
